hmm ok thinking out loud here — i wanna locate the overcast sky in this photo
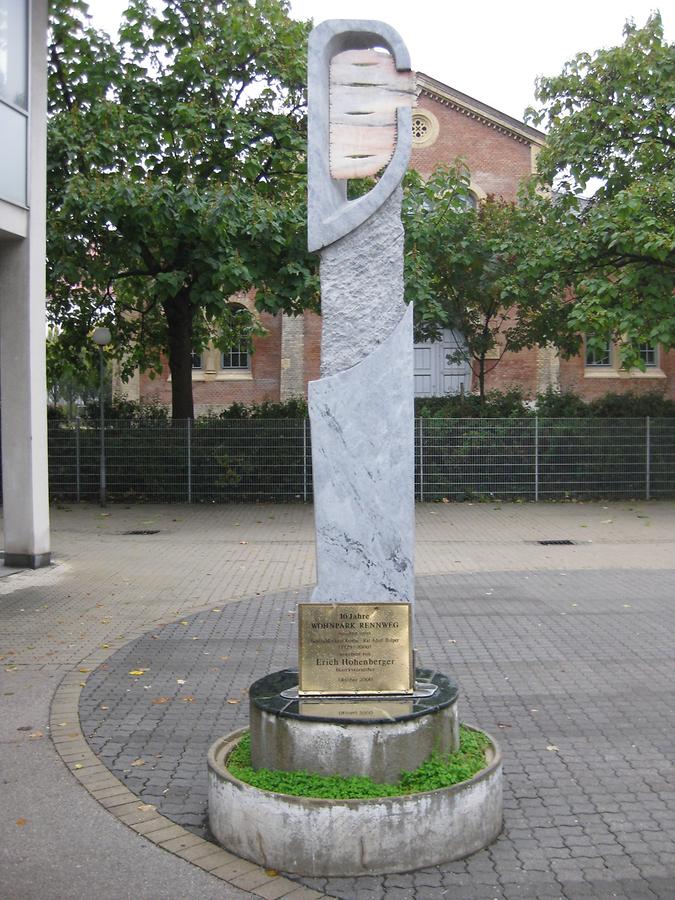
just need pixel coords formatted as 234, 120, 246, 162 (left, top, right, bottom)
86, 0, 672, 123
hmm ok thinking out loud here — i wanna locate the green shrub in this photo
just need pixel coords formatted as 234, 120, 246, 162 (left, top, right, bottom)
226, 726, 491, 799
47, 405, 69, 421
535, 389, 592, 418
535, 388, 675, 419
83, 397, 170, 421
217, 397, 308, 420
416, 388, 528, 419
589, 391, 675, 418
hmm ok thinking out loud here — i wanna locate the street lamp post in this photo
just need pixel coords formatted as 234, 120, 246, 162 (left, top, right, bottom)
92, 327, 111, 506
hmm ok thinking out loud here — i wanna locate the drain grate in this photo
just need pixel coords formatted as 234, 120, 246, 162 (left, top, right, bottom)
123, 529, 160, 536
537, 539, 575, 546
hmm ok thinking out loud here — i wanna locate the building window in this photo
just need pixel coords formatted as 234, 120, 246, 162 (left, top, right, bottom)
0, 0, 28, 207
412, 115, 429, 141
220, 301, 252, 371
191, 352, 203, 369
585, 339, 612, 367
411, 109, 439, 148
639, 343, 657, 367
221, 346, 249, 370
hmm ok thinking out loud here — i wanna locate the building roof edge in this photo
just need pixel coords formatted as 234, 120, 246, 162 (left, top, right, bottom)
416, 72, 546, 145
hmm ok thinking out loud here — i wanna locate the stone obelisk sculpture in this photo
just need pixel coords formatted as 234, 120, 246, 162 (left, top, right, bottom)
308, 20, 417, 608
208, 22, 503, 874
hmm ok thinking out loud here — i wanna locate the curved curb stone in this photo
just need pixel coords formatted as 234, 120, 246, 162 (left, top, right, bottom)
208, 726, 503, 877
49, 611, 331, 900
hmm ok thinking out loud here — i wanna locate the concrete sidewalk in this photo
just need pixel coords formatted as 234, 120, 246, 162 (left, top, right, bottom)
1, 500, 674, 899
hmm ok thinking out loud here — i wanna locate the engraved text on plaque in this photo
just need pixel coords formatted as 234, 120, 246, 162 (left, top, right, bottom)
298, 603, 413, 695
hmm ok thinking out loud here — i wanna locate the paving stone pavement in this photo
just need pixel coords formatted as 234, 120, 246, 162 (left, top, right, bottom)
77, 568, 675, 900
2, 500, 675, 899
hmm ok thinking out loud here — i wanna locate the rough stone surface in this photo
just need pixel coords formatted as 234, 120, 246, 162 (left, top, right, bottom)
318, 187, 406, 378
309, 304, 414, 606
208, 729, 502, 876
249, 696, 459, 782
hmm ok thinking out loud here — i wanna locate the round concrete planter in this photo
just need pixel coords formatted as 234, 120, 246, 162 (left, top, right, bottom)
207, 726, 503, 877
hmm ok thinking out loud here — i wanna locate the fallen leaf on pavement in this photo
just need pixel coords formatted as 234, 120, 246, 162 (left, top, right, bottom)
264, 869, 278, 877
74, 764, 83, 770
227, 699, 240, 705
15, 818, 27, 828
152, 697, 170, 705
29, 731, 44, 739
137, 803, 156, 812
79, 668, 90, 673
181, 696, 195, 703
128, 669, 146, 676
131, 759, 146, 767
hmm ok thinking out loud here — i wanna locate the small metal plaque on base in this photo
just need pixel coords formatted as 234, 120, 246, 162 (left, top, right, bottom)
298, 603, 413, 696
299, 699, 414, 719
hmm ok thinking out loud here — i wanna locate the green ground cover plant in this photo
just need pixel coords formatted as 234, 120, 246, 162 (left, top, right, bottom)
226, 726, 491, 799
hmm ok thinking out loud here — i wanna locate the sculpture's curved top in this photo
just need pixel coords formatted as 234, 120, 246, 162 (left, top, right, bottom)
308, 20, 416, 252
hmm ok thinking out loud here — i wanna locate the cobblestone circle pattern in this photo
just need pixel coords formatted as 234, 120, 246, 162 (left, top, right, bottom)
80, 568, 675, 900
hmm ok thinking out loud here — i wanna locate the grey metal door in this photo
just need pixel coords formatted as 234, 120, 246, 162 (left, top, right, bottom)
413, 330, 471, 396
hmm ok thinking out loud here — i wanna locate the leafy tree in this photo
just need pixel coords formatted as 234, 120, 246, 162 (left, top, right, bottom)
46, 330, 104, 416
48, 0, 318, 419
525, 14, 675, 367
403, 167, 578, 400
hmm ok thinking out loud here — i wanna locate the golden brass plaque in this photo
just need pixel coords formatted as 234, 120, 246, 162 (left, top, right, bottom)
298, 603, 413, 696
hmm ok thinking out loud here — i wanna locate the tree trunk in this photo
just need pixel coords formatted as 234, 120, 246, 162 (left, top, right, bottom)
164, 290, 195, 420
477, 354, 486, 402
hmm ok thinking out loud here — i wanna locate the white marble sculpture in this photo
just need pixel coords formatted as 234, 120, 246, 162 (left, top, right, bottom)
308, 20, 417, 605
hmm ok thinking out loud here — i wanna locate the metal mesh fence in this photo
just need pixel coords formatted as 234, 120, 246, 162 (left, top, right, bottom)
417, 418, 537, 500
537, 418, 648, 499
6, 417, 673, 504
651, 418, 675, 498
46, 419, 312, 503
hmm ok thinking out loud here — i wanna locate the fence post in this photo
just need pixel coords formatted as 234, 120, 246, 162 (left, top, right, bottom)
645, 416, 650, 501
534, 416, 539, 502
419, 418, 424, 502
303, 418, 309, 503
74, 417, 81, 503
187, 418, 192, 503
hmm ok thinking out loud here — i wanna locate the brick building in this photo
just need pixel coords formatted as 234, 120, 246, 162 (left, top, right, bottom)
115, 72, 675, 412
